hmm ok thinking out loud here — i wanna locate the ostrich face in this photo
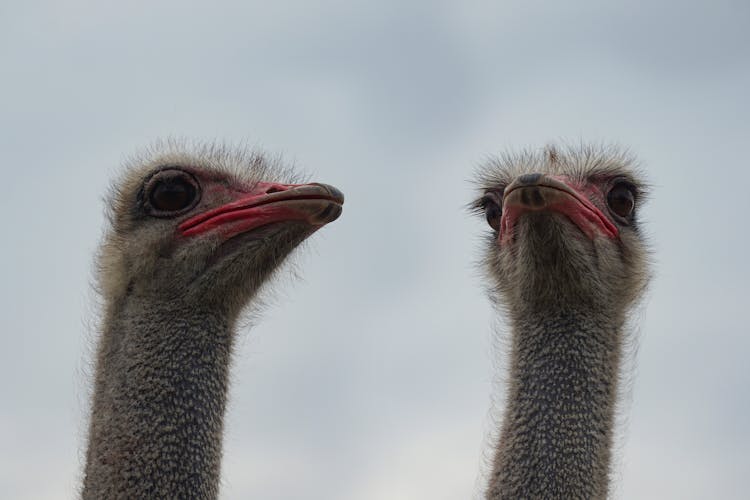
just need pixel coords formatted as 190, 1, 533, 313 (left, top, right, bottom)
99, 147, 343, 310
474, 146, 649, 311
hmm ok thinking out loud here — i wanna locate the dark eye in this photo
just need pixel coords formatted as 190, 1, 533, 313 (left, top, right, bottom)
607, 183, 635, 218
144, 169, 200, 216
482, 191, 503, 231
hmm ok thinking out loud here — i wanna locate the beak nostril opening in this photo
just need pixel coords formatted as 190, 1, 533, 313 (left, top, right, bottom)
265, 187, 282, 194
517, 187, 546, 208
531, 189, 545, 207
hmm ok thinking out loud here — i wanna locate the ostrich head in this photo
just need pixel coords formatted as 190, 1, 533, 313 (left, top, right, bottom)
98, 142, 343, 315
82, 142, 343, 498
474, 145, 649, 316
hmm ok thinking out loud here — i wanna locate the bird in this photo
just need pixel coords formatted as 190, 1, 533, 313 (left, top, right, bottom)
473, 144, 650, 499
81, 141, 344, 499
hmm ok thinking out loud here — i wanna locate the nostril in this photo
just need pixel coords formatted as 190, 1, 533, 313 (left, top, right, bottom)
518, 173, 542, 185
531, 188, 545, 207
265, 186, 282, 194
518, 187, 545, 208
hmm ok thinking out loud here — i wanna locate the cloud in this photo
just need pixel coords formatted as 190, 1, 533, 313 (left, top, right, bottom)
1, 1, 748, 498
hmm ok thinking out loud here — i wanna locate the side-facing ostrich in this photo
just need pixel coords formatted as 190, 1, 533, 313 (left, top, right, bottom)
473, 145, 650, 499
82, 142, 344, 498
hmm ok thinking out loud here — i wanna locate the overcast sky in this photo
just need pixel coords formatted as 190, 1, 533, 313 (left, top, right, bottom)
1, 1, 749, 499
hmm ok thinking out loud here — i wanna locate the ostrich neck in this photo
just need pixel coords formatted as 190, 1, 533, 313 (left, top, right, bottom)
487, 305, 623, 499
83, 296, 235, 499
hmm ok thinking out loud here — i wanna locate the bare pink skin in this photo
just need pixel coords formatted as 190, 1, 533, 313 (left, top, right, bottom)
180, 181, 343, 238
500, 175, 618, 244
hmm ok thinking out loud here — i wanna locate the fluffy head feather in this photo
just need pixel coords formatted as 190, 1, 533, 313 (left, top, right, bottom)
97, 139, 339, 317
473, 143, 650, 316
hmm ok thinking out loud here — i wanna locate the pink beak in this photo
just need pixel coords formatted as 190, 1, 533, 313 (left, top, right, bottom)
179, 182, 344, 239
500, 175, 617, 242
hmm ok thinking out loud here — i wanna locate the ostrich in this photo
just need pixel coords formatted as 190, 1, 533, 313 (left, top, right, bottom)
82, 142, 344, 499
473, 145, 650, 499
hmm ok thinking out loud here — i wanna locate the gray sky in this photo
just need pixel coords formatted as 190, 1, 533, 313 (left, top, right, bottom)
1, 1, 748, 498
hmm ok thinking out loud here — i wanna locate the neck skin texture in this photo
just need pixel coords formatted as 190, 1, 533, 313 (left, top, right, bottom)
487, 303, 623, 500
82, 296, 235, 499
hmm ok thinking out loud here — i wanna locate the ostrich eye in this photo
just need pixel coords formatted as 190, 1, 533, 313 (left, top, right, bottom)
607, 183, 635, 218
145, 169, 200, 216
482, 192, 503, 231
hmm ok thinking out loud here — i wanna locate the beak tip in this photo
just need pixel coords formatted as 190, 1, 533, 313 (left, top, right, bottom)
314, 183, 344, 204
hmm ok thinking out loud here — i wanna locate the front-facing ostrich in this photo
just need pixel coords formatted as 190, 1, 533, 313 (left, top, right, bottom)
474, 145, 650, 499
82, 143, 344, 499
